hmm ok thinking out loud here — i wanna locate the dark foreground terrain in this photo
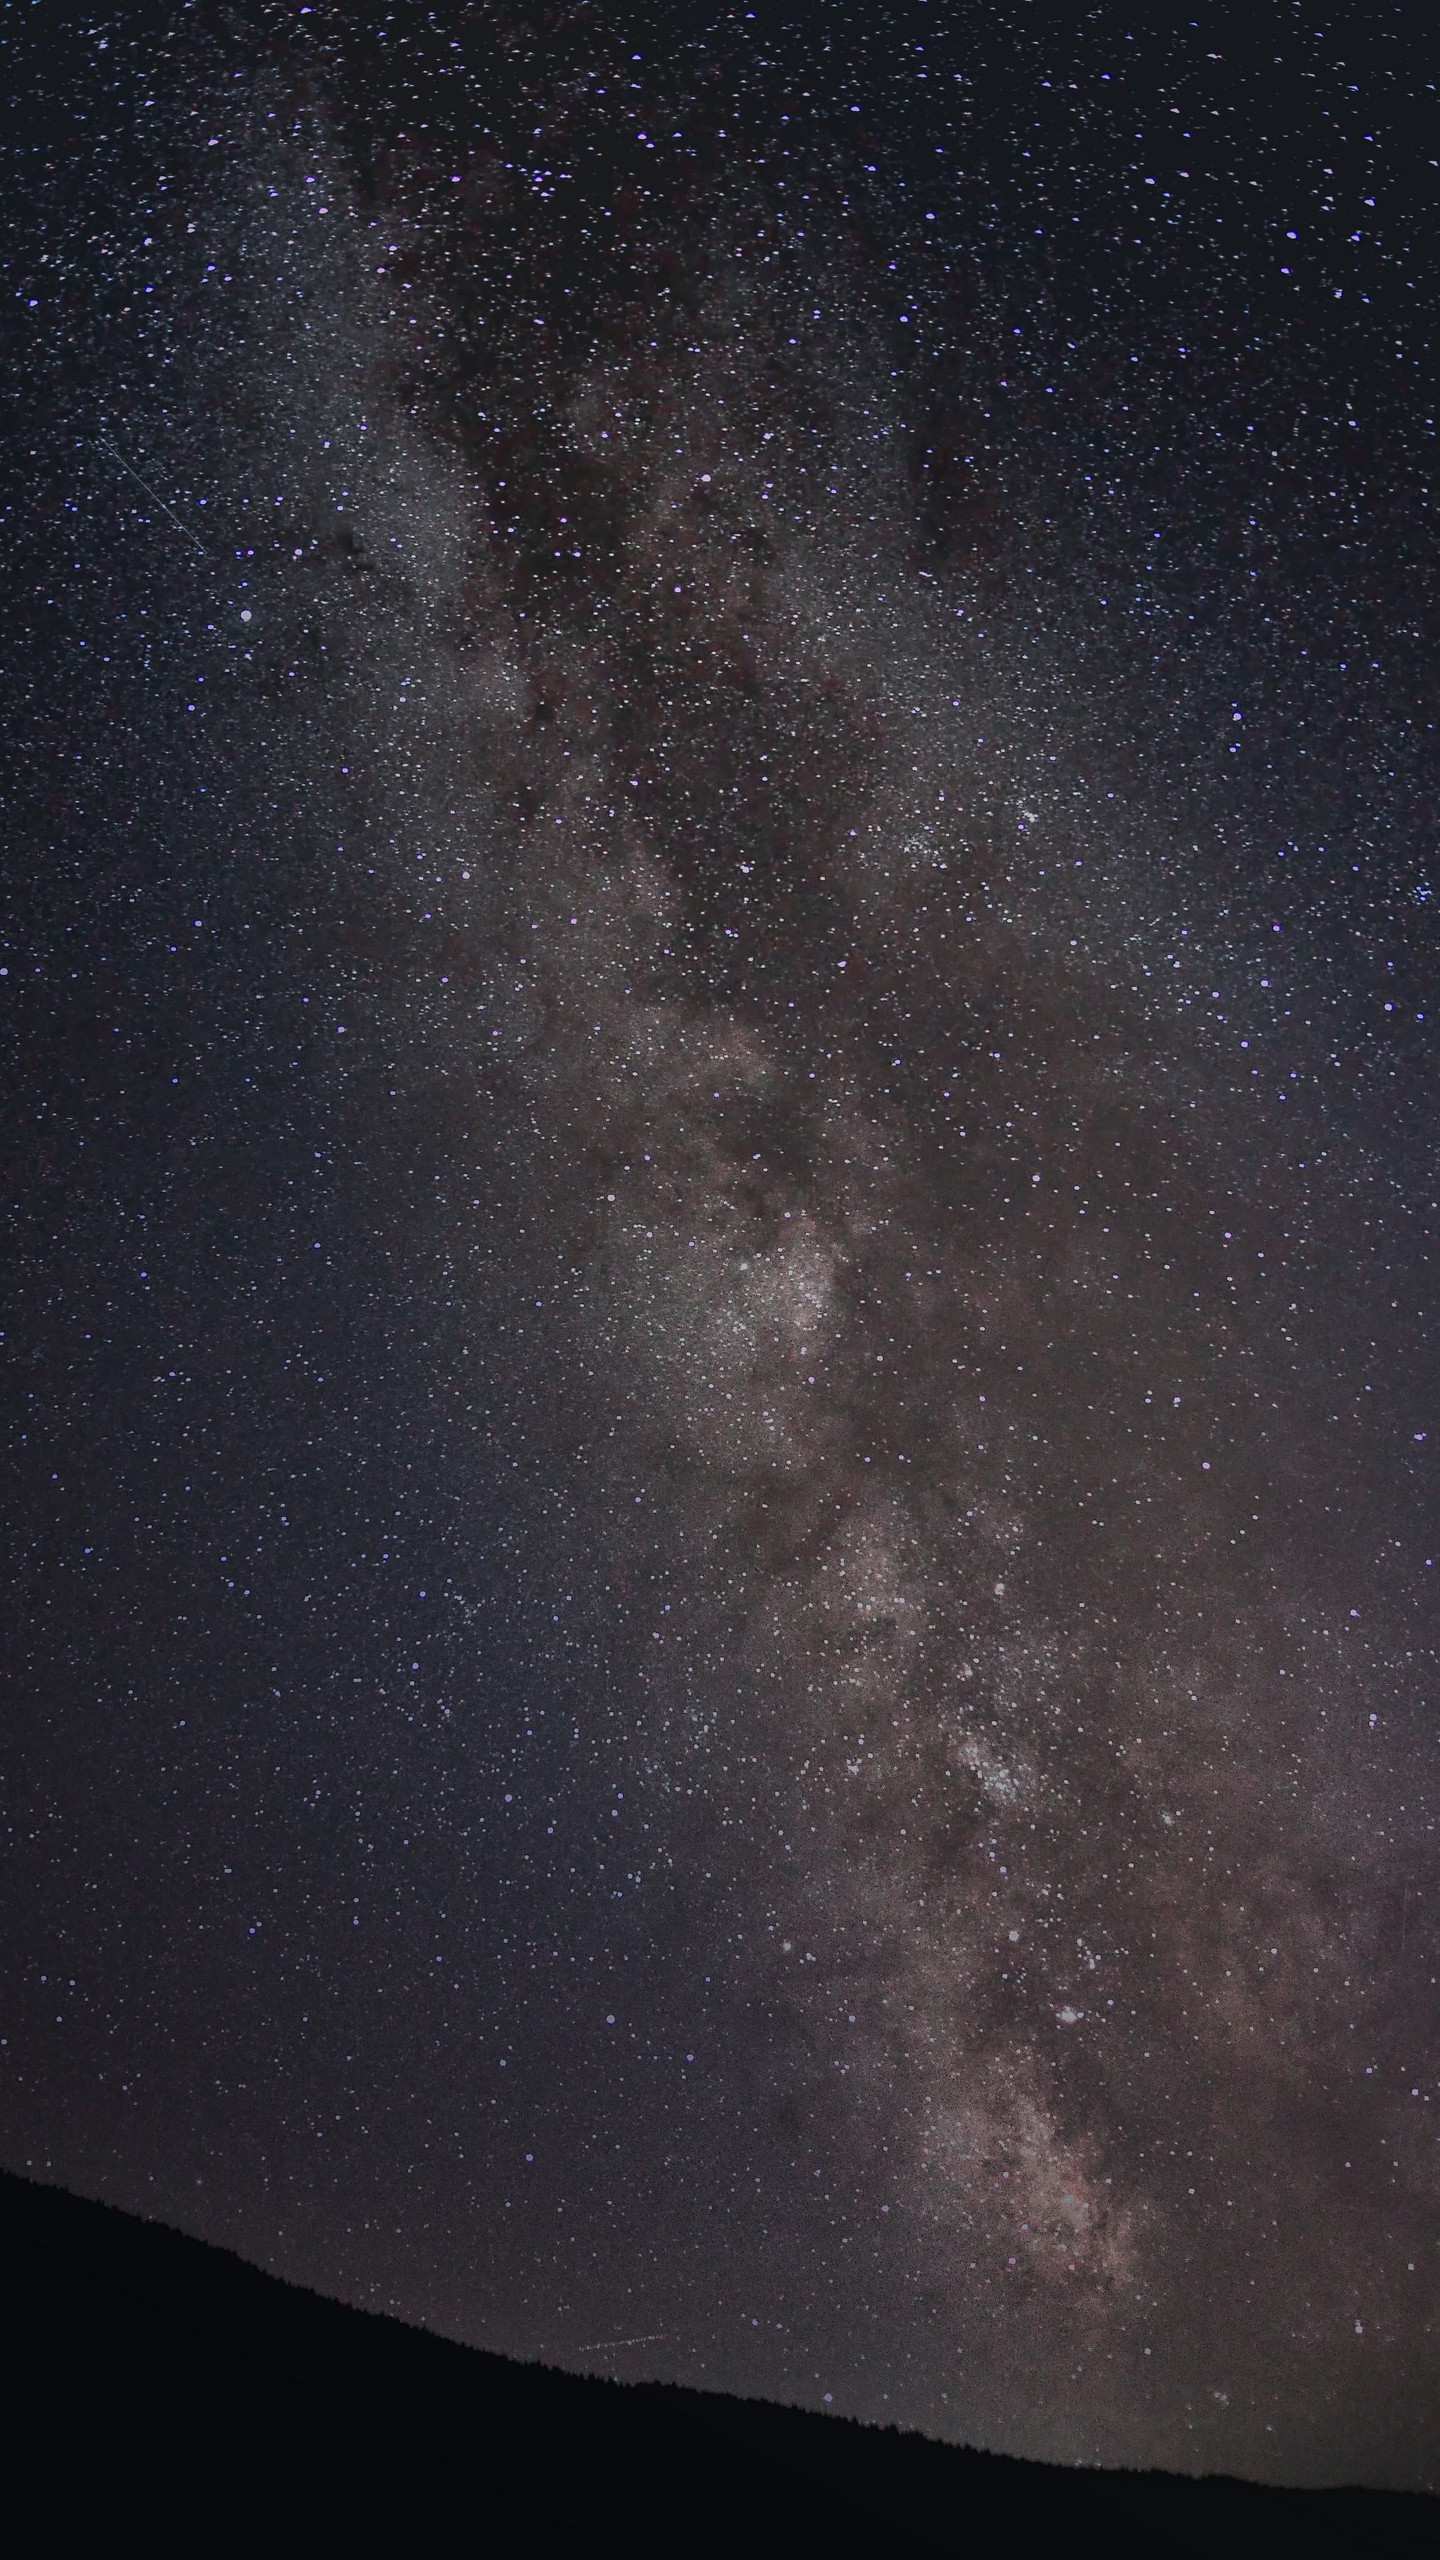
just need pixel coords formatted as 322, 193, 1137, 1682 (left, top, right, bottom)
2, 2170, 1432, 2554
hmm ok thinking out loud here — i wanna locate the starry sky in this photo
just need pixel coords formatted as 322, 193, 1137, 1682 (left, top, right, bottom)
2, 0, 1437, 2491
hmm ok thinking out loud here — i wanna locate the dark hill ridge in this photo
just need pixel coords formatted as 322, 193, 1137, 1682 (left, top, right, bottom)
0, 2169, 1432, 2554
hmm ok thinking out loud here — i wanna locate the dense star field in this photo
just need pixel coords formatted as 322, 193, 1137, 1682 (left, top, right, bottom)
2, 1, 1436, 2488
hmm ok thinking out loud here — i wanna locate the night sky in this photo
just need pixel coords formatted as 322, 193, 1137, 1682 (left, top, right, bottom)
3, 0, 1437, 2491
